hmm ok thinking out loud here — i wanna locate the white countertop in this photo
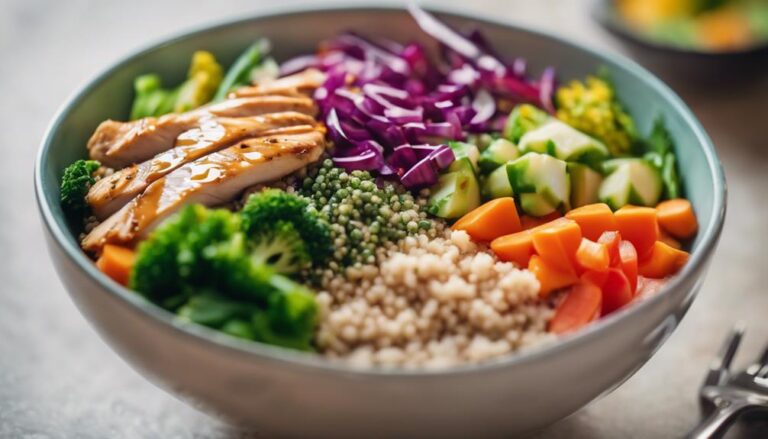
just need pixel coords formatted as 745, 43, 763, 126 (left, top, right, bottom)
1, 0, 767, 437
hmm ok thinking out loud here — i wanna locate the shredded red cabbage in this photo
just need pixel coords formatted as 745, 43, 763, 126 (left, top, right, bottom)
279, 5, 557, 189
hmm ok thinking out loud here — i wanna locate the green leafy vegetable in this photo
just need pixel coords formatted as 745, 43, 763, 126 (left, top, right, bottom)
642, 118, 681, 200
60, 159, 100, 220
130, 51, 223, 120
214, 39, 271, 101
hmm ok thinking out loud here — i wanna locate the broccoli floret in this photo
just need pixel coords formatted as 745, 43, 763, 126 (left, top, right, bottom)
503, 104, 550, 143
252, 293, 317, 351
130, 204, 318, 351
241, 189, 332, 265
555, 76, 637, 156
130, 204, 240, 306
60, 159, 100, 220
130, 51, 223, 120
250, 221, 310, 275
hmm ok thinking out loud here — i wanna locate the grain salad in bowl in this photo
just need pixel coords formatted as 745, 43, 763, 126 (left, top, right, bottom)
60, 5, 699, 369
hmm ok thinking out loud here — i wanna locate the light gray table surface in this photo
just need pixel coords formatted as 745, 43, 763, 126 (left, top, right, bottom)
1, 0, 767, 437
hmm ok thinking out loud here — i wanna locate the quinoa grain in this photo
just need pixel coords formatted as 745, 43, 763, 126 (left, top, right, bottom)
316, 229, 556, 368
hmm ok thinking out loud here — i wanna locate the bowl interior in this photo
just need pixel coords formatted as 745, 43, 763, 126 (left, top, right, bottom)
36, 6, 725, 371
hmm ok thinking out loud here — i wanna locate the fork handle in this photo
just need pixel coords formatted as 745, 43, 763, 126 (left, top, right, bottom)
687, 403, 747, 439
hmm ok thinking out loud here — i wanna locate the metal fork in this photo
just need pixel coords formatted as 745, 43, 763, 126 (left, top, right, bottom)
688, 324, 768, 438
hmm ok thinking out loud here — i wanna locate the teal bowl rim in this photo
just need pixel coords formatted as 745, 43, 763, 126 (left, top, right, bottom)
34, 4, 726, 378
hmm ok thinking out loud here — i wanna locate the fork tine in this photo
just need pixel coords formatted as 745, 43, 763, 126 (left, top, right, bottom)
754, 342, 768, 378
758, 344, 768, 367
704, 323, 745, 386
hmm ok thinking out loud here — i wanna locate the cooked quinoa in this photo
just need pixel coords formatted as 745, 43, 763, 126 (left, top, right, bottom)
315, 229, 556, 369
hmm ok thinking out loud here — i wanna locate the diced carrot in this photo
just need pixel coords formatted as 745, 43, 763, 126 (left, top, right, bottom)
575, 238, 610, 273
597, 230, 622, 266
614, 205, 659, 258
531, 219, 582, 273
529, 254, 579, 297
619, 240, 639, 294
638, 241, 690, 279
600, 268, 633, 316
659, 229, 682, 250
549, 281, 603, 335
491, 231, 534, 267
96, 244, 136, 286
565, 203, 618, 241
656, 198, 698, 240
453, 197, 522, 242
520, 211, 562, 230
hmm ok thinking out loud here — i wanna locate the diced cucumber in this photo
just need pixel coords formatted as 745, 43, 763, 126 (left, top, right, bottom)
568, 162, 603, 208
482, 164, 514, 199
468, 133, 498, 151
518, 119, 609, 164
503, 104, 550, 143
520, 193, 558, 217
507, 152, 570, 216
601, 157, 635, 174
428, 167, 481, 219
448, 156, 476, 175
478, 138, 520, 174
448, 141, 480, 173
598, 158, 662, 210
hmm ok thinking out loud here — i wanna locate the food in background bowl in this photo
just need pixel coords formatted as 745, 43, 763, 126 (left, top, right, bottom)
615, 0, 768, 52
60, 6, 698, 368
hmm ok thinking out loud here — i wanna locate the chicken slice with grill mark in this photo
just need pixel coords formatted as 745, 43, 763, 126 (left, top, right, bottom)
86, 112, 317, 219
82, 130, 326, 253
87, 95, 317, 168
230, 68, 325, 99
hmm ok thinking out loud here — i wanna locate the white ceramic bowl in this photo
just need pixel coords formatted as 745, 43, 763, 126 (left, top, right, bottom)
35, 6, 725, 438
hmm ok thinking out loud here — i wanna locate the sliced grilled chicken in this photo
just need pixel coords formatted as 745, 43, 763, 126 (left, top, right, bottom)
82, 130, 326, 253
231, 68, 325, 99
88, 95, 317, 168
86, 112, 317, 219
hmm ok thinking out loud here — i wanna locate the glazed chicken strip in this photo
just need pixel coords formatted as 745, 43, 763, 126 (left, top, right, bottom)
86, 112, 317, 219
88, 95, 317, 168
82, 130, 326, 253
231, 68, 326, 98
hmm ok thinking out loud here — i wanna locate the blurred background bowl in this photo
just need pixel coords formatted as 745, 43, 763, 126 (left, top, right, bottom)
592, 0, 768, 82
34, 6, 725, 438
